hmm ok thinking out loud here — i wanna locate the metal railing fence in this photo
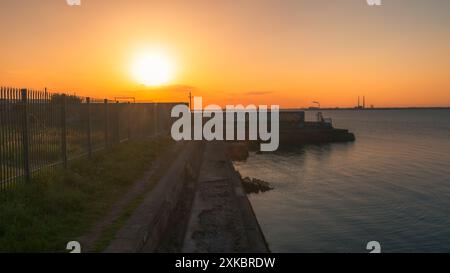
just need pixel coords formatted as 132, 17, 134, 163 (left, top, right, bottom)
0, 87, 179, 189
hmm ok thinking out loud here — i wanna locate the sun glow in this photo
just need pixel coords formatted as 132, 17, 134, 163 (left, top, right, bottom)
131, 51, 175, 86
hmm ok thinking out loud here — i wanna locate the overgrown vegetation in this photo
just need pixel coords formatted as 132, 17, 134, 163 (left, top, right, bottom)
0, 137, 172, 252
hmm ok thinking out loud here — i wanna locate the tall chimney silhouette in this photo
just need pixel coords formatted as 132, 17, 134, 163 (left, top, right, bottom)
363, 96, 366, 109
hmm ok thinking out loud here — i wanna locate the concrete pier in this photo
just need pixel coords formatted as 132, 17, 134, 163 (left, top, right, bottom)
103, 141, 268, 253
182, 142, 269, 253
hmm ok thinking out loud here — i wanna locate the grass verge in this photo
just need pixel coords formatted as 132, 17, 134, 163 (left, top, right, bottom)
0, 137, 172, 252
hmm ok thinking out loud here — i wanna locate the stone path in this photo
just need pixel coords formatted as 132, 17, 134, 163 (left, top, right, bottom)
182, 142, 268, 253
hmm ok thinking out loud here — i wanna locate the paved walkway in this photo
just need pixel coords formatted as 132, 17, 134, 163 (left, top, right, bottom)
105, 142, 199, 253
182, 142, 268, 253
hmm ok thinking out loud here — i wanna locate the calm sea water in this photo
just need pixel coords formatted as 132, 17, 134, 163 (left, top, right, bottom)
234, 109, 450, 253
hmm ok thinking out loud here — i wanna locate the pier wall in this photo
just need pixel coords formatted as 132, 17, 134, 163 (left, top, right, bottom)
105, 140, 268, 253
105, 141, 203, 252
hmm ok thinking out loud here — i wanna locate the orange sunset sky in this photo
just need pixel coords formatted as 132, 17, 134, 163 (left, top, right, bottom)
1, 0, 450, 108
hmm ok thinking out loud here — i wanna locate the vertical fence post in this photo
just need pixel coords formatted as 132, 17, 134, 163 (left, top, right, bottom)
127, 102, 131, 141
86, 97, 92, 158
104, 99, 109, 148
21, 89, 31, 182
61, 94, 67, 169
115, 101, 120, 143
154, 103, 158, 137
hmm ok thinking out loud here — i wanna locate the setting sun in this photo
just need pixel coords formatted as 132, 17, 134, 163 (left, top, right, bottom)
131, 51, 175, 86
